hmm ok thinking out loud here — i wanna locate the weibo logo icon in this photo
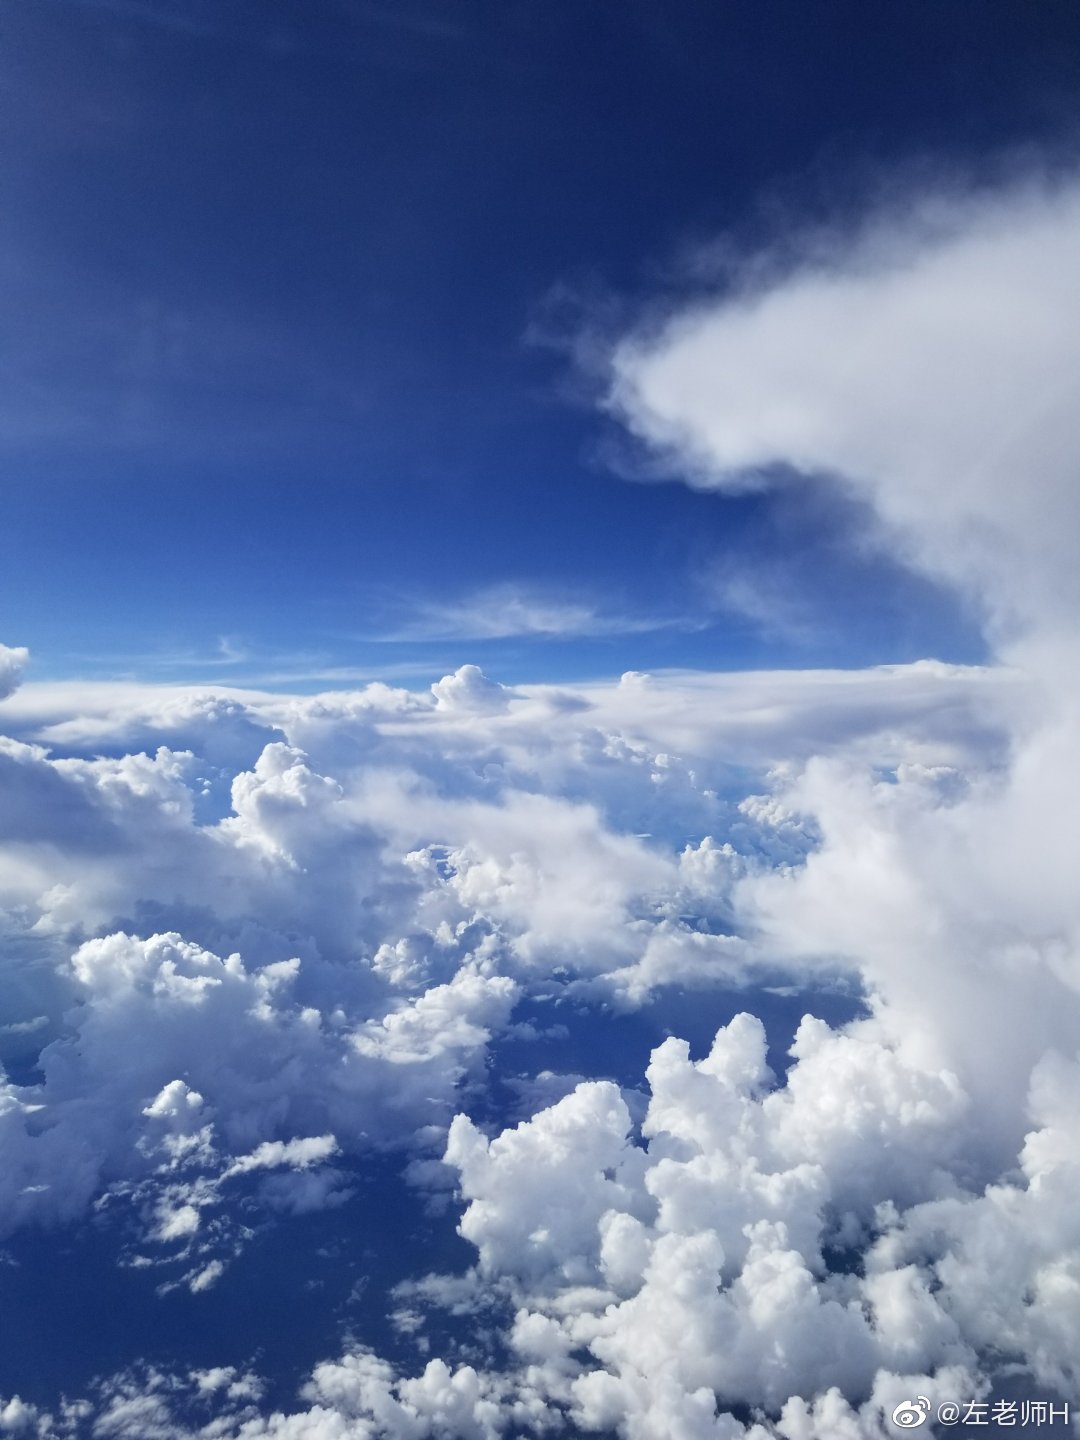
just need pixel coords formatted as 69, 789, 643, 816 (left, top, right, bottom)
892, 1397, 932, 1428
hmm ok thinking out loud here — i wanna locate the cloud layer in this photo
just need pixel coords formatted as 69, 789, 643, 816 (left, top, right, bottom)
0, 635, 1074, 1436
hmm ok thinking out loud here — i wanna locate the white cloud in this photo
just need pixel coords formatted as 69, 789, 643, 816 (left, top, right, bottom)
431, 664, 515, 713
610, 174, 1080, 637
446, 1080, 640, 1285
0, 647, 1034, 1264
383, 584, 690, 642
443, 1012, 976, 1393
221, 1134, 339, 1178
0, 925, 514, 1273
0, 1005, 1026, 1436
0, 645, 27, 702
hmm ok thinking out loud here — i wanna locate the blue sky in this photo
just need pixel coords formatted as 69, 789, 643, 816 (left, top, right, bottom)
6, 0, 1073, 685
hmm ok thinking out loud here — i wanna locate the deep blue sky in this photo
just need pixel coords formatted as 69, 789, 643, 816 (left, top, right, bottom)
3, 0, 1079, 684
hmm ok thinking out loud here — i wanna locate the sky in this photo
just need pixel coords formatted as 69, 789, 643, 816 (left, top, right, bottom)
3, 3, 1080, 1439
9, 0, 1072, 683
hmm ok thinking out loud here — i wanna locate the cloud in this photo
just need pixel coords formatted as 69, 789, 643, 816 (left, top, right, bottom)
0, 594, 1070, 1433
0, 645, 28, 702
610, 174, 1080, 638
2, 1005, 1047, 1436
384, 585, 697, 642
440, 1013, 979, 1416
0, 653, 1017, 1093
431, 664, 515, 713
3, 658, 1014, 780
220, 1134, 339, 1179
0, 923, 515, 1278
702, 555, 819, 644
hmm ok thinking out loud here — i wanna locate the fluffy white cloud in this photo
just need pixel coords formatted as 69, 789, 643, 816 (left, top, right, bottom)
610, 175, 1080, 636
432, 1012, 992, 1429
0, 1007, 1026, 1437
0, 621, 1070, 1438
0, 925, 515, 1281
431, 665, 514, 714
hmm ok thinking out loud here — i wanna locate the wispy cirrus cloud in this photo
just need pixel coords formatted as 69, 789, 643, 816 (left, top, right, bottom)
373, 584, 703, 643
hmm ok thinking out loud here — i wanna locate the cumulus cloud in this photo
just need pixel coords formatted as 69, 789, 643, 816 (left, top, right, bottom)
0, 924, 515, 1284
437, 1014, 981, 1418
431, 664, 515, 714
2, 1007, 1057, 1437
